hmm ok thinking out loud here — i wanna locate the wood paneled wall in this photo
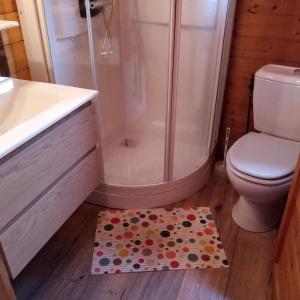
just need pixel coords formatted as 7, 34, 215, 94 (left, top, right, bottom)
218, 0, 300, 157
0, 0, 30, 79
1, 0, 299, 157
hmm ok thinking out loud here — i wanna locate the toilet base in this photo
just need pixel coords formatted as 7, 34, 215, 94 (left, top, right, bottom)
232, 196, 282, 232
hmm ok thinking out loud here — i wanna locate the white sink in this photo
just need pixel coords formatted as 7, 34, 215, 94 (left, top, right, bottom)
0, 78, 63, 134
0, 77, 98, 159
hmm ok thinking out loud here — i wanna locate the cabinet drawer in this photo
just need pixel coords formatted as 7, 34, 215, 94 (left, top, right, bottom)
0, 104, 97, 230
0, 150, 100, 278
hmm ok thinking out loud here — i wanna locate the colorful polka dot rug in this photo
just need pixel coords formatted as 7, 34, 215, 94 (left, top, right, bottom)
91, 207, 228, 274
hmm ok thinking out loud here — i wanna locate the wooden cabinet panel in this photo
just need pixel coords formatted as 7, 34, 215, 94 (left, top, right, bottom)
273, 156, 300, 299
0, 255, 15, 300
0, 150, 100, 279
4, 40, 28, 74
0, 0, 17, 14
0, 105, 97, 230
0, 11, 23, 46
0, 0, 30, 79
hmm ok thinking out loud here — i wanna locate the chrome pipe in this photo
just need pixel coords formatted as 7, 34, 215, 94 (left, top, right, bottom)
89, 0, 112, 10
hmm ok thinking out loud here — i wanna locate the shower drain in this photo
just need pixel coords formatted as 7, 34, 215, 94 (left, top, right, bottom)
121, 138, 137, 148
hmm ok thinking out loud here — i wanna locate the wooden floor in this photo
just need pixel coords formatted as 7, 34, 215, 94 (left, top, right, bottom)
12, 178, 275, 300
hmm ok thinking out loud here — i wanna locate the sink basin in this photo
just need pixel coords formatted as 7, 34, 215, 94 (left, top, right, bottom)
0, 78, 63, 134
0, 77, 98, 159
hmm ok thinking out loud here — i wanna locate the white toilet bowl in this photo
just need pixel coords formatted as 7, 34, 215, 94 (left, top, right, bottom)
226, 158, 292, 232
226, 132, 300, 232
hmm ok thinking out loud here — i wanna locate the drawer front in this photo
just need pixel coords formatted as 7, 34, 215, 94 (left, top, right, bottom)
0, 105, 97, 230
0, 150, 100, 278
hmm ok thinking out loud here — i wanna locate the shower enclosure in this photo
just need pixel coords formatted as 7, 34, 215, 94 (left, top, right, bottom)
17, 0, 236, 208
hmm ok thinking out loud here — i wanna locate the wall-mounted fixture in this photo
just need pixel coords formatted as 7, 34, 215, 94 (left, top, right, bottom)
0, 20, 19, 31
0, 20, 19, 78
79, 0, 102, 18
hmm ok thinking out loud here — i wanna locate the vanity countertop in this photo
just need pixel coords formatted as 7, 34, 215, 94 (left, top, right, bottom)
0, 78, 98, 160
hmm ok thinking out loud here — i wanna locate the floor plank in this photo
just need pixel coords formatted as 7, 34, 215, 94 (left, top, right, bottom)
51, 215, 97, 286
121, 269, 185, 300
12, 178, 274, 300
79, 272, 138, 300
224, 229, 275, 300
176, 181, 239, 300
12, 203, 99, 299
31, 275, 85, 300
176, 269, 228, 300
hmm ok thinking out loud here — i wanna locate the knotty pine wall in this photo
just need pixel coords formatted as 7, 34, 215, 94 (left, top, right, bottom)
217, 0, 300, 157
0, 0, 299, 158
0, 0, 30, 79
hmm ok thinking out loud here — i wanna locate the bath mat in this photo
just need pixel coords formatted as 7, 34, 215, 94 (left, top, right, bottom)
91, 207, 228, 274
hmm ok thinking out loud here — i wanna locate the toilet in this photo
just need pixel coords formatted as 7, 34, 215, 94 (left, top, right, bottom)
226, 64, 300, 232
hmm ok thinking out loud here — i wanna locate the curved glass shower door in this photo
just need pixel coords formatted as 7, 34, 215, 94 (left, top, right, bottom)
89, 0, 174, 185
172, 0, 229, 180
40, 0, 231, 192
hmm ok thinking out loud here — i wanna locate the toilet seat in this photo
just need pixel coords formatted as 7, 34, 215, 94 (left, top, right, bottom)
227, 132, 300, 180
226, 157, 293, 186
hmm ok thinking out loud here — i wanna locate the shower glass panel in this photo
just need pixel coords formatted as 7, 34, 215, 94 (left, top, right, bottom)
89, 0, 173, 185
172, 0, 227, 180
42, 0, 93, 88
33, 0, 233, 207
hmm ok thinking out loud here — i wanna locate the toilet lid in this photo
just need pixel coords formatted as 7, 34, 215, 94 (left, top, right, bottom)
228, 132, 300, 180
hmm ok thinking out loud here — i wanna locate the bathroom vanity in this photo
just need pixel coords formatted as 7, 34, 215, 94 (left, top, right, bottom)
0, 78, 100, 282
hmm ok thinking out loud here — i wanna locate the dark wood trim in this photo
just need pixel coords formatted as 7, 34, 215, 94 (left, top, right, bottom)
0, 34, 10, 77
273, 155, 300, 262
0, 254, 15, 300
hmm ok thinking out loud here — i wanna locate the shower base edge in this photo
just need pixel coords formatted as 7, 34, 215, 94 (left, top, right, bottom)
86, 156, 213, 209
